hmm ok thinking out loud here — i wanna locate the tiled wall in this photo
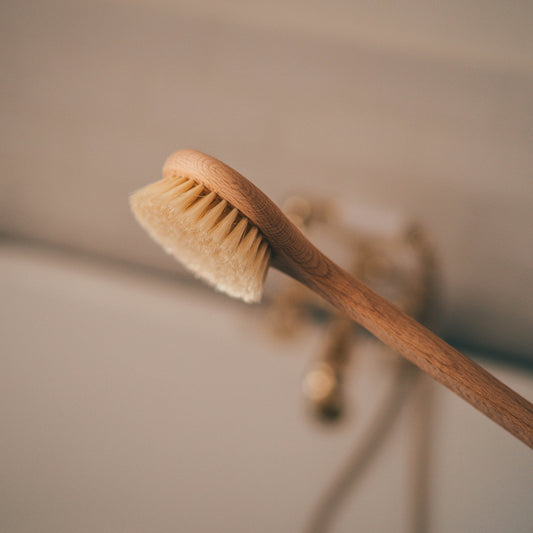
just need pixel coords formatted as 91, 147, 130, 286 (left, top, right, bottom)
1, 0, 532, 358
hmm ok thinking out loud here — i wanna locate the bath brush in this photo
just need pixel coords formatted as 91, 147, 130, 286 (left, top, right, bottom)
130, 149, 533, 448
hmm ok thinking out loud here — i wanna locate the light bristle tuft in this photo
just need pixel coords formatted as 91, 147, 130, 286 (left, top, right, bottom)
130, 175, 271, 303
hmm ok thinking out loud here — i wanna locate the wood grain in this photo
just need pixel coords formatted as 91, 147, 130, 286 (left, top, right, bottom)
164, 149, 533, 448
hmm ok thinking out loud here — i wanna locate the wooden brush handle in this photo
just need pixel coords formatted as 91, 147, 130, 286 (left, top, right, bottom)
296, 255, 533, 448
164, 150, 533, 448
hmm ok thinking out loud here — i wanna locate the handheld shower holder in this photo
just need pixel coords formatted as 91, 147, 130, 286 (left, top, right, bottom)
267, 195, 437, 423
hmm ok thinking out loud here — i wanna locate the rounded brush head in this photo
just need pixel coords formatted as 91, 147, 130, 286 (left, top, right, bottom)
130, 152, 272, 303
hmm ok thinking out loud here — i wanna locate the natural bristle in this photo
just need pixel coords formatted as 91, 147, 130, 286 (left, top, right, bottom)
130, 175, 271, 303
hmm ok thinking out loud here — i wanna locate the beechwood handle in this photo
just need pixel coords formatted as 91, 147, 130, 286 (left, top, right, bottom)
299, 255, 533, 448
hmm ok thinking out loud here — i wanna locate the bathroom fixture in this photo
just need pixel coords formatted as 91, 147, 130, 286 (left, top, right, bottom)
269, 195, 437, 423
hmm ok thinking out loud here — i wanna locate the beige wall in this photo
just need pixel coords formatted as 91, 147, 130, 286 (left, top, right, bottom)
1, 0, 532, 358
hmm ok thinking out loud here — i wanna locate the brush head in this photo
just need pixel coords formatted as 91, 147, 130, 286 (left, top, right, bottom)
130, 172, 270, 303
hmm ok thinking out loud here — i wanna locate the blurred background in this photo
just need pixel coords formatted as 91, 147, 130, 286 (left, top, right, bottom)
1, 1, 532, 532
